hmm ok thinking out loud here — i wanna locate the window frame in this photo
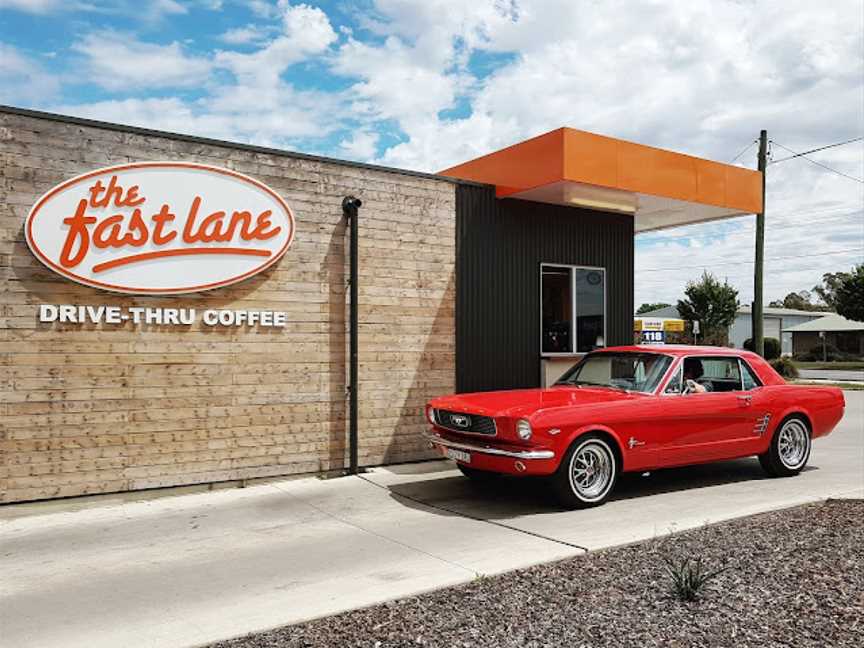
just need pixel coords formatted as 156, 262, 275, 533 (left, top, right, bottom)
556, 350, 674, 394
660, 355, 761, 395
738, 358, 763, 391
539, 263, 607, 357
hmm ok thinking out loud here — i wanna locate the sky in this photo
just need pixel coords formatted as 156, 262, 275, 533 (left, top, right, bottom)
1, 0, 863, 308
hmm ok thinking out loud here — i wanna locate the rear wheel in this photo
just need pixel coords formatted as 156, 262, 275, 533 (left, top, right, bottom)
457, 464, 500, 481
551, 434, 618, 509
759, 416, 811, 477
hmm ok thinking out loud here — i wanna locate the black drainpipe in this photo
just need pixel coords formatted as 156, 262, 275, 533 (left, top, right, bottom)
342, 196, 362, 474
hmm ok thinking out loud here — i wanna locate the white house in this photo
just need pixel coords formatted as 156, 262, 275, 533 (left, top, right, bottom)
638, 305, 830, 355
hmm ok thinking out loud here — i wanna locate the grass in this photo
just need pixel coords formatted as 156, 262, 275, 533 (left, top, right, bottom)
792, 361, 864, 370
662, 555, 728, 602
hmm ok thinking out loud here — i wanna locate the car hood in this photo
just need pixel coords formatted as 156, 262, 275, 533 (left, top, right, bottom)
430, 385, 643, 419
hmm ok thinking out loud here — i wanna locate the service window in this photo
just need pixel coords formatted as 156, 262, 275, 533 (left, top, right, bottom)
541, 264, 606, 355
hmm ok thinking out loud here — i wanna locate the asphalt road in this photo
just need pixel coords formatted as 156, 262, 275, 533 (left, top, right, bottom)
2, 392, 862, 648
798, 368, 864, 382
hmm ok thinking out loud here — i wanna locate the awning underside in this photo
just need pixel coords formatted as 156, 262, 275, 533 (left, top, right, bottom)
509, 180, 752, 232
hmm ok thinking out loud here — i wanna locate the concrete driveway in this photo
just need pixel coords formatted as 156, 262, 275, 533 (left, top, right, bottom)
2, 392, 862, 648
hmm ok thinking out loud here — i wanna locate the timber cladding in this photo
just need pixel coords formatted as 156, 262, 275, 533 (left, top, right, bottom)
0, 109, 456, 503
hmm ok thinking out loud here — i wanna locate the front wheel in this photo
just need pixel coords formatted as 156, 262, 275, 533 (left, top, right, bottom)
759, 416, 811, 477
551, 434, 618, 509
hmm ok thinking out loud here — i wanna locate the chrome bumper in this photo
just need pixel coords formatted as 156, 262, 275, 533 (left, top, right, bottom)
425, 430, 555, 460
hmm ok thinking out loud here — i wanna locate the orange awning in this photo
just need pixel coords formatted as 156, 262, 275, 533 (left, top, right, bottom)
440, 128, 762, 232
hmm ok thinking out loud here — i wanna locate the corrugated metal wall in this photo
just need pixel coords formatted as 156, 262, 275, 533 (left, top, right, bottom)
456, 184, 634, 393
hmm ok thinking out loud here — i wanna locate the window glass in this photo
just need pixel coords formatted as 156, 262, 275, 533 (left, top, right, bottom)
683, 357, 743, 392
557, 352, 672, 393
576, 269, 605, 352
664, 366, 683, 394
741, 360, 762, 390
542, 266, 572, 353
541, 265, 606, 355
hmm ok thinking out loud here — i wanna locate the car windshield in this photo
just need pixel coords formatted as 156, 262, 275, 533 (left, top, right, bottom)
555, 352, 673, 393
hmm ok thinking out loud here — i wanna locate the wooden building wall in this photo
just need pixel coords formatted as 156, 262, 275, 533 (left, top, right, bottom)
0, 109, 456, 503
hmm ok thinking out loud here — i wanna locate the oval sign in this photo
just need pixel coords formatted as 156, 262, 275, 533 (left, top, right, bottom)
26, 161, 295, 294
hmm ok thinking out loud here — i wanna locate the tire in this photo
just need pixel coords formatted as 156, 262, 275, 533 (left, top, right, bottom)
759, 415, 811, 477
551, 434, 618, 509
457, 464, 500, 481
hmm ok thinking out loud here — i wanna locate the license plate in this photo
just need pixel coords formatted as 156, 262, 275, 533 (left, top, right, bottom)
444, 447, 470, 463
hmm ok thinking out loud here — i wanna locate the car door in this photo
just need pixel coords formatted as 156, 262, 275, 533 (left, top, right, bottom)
733, 357, 774, 456
651, 356, 760, 466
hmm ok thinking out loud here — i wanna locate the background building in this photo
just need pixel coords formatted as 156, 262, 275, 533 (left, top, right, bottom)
639, 304, 830, 355
783, 313, 864, 359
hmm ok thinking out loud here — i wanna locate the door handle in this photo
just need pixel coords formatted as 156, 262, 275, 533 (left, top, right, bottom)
737, 394, 752, 404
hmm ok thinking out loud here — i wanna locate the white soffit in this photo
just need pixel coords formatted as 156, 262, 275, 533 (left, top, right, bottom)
634, 193, 750, 232
509, 180, 753, 232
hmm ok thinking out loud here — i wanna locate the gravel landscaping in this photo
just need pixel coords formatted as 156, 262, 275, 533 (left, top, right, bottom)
211, 500, 864, 648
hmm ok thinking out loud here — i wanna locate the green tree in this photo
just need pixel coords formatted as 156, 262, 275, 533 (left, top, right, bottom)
768, 291, 823, 311
813, 271, 849, 311
637, 302, 672, 314
834, 264, 864, 322
676, 272, 739, 345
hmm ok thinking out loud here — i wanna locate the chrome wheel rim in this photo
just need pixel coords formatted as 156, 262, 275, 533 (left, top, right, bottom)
569, 442, 614, 501
778, 420, 809, 469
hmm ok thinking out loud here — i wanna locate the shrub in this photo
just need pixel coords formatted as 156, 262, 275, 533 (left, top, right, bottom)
743, 337, 781, 360
769, 357, 799, 379
662, 555, 727, 602
794, 344, 860, 362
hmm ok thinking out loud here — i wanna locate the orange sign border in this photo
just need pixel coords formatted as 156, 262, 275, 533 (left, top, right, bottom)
25, 161, 296, 294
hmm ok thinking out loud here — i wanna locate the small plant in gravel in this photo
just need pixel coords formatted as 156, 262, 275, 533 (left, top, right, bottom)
662, 555, 728, 602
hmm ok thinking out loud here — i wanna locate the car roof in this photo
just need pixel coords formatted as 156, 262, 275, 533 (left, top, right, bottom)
596, 345, 758, 358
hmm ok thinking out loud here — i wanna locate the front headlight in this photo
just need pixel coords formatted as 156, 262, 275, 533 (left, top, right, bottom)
426, 407, 437, 425
516, 419, 532, 440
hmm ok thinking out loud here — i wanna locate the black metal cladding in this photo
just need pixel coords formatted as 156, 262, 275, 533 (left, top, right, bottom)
455, 184, 635, 393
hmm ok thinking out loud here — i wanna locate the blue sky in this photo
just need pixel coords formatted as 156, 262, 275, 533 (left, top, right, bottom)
1, 0, 862, 305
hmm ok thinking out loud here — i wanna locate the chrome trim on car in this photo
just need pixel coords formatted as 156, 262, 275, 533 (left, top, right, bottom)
425, 431, 555, 460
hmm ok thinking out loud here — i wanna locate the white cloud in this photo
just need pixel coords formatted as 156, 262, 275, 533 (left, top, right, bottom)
0, 43, 60, 103
7, 0, 862, 308
219, 24, 270, 45
0, 0, 67, 11
0, 0, 189, 16
339, 130, 379, 160
51, 88, 340, 145
71, 32, 212, 90
51, 97, 231, 138
324, 0, 862, 307
145, 0, 186, 21
216, 3, 337, 84
248, 0, 277, 19
332, 36, 461, 126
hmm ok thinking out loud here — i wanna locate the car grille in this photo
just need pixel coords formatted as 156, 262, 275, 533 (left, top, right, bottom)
433, 409, 497, 436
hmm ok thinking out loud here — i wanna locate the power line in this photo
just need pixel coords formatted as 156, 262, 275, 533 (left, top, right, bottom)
636, 246, 863, 273
770, 141, 864, 184
769, 136, 863, 164
728, 139, 758, 164
636, 210, 862, 245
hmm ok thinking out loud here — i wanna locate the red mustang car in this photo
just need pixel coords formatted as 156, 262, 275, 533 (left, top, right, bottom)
425, 346, 845, 508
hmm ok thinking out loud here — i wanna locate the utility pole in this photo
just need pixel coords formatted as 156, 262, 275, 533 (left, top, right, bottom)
753, 130, 768, 357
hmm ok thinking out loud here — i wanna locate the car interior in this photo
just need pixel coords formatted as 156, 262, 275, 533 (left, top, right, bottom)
677, 357, 756, 393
